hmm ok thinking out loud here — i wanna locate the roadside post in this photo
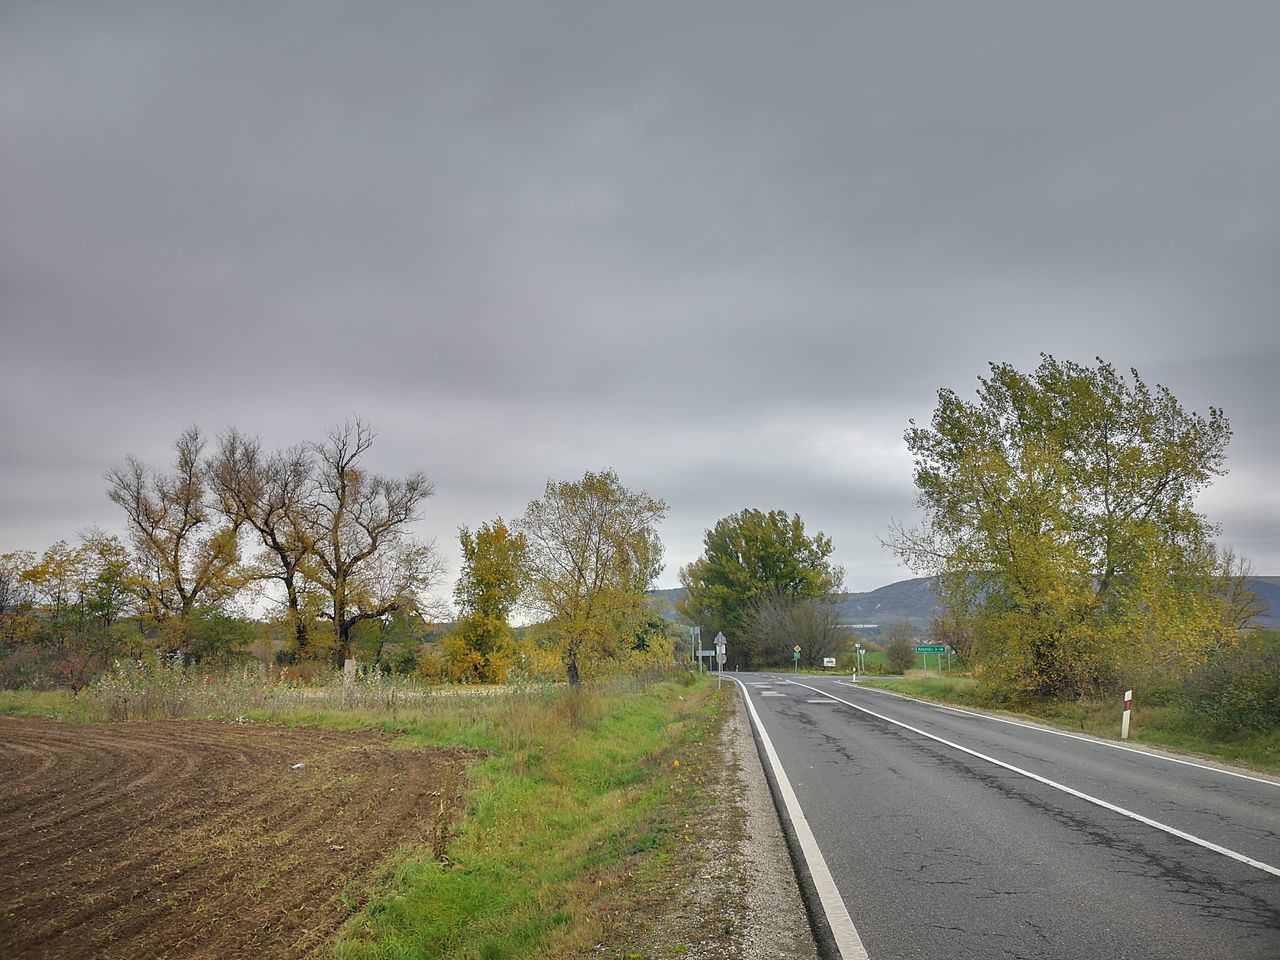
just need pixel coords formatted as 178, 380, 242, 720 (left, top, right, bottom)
793, 644, 801, 672
1121, 689, 1133, 739
915, 644, 946, 676
714, 632, 727, 689
855, 642, 865, 676
690, 626, 700, 668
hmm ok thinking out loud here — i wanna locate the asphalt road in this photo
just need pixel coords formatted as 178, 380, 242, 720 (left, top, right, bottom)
732, 671, 1280, 960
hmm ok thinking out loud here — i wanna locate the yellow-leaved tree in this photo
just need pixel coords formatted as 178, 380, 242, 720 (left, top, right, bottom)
518, 470, 667, 686
889, 356, 1236, 700
444, 519, 527, 683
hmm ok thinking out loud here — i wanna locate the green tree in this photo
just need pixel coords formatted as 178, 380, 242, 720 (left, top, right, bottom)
678, 509, 843, 669
446, 519, 528, 683
890, 355, 1233, 699
518, 470, 667, 686
17, 532, 138, 687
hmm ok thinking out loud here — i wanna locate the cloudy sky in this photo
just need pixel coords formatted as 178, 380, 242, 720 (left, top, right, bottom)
2, 1, 1278, 603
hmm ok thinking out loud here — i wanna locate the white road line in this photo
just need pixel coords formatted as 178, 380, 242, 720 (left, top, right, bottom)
786, 679, 1280, 878
832, 679, 1280, 787
730, 677, 871, 960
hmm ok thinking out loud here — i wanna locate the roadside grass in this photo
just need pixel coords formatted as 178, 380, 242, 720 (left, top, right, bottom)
1, 672, 724, 958
866, 675, 1280, 773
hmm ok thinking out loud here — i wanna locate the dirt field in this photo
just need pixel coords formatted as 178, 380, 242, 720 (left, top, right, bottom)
0, 715, 471, 959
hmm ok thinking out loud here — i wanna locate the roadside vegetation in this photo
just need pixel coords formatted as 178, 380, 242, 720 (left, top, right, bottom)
865, 634, 1280, 773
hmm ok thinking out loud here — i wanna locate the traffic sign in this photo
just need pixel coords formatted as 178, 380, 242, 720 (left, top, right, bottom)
793, 645, 801, 653
915, 644, 946, 653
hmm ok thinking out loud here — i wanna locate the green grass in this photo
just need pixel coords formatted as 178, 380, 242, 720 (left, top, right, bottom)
1, 672, 724, 958
870, 675, 1280, 773
322, 678, 720, 959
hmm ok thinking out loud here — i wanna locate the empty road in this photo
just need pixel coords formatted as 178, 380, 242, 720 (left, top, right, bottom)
734, 672, 1280, 960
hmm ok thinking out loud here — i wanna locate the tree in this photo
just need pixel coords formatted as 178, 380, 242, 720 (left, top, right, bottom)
741, 593, 849, 667
212, 430, 317, 652
106, 426, 245, 653
302, 419, 439, 661
679, 509, 843, 669
518, 469, 667, 686
883, 622, 917, 674
446, 519, 527, 683
17, 532, 137, 688
889, 355, 1233, 699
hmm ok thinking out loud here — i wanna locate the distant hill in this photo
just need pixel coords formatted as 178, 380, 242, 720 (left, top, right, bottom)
649, 575, 1280, 631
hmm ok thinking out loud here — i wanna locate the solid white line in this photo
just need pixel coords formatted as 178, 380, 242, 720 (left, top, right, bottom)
786, 679, 1280, 878
732, 677, 871, 960
831, 679, 1280, 787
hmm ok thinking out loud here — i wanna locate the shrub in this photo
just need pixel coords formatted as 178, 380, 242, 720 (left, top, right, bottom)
1185, 642, 1280, 733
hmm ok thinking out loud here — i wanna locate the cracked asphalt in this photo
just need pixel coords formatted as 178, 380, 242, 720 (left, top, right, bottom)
736, 672, 1280, 960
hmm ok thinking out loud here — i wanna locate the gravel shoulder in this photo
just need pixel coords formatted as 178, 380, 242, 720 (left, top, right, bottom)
614, 687, 817, 959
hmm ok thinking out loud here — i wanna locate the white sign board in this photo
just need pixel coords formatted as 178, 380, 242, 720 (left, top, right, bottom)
822, 657, 837, 668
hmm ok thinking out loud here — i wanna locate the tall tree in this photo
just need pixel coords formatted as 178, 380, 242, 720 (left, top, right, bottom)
679, 509, 843, 668
445, 518, 528, 682
518, 469, 667, 686
890, 355, 1233, 698
212, 430, 317, 652
106, 426, 244, 652
302, 419, 438, 660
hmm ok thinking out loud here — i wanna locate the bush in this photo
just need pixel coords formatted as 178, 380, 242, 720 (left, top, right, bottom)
1185, 642, 1280, 733
885, 636, 916, 674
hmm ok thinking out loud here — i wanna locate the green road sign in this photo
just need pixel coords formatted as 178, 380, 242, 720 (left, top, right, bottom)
914, 644, 946, 653
793, 651, 801, 660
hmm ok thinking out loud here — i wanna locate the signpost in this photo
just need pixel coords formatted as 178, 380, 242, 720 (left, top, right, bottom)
713, 632, 727, 688
689, 626, 701, 667
793, 644, 801, 672
914, 644, 948, 677
854, 642, 865, 677
822, 657, 836, 669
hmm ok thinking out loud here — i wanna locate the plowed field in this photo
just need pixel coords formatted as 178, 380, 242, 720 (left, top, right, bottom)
0, 715, 470, 959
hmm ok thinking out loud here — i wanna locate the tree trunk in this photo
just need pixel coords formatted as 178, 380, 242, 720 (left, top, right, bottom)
565, 653, 581, 687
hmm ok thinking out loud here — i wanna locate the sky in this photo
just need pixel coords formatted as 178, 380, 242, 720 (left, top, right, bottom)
2, 1, 1278, 607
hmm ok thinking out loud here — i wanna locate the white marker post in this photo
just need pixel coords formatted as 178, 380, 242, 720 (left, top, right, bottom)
1121, 689, 1133, 740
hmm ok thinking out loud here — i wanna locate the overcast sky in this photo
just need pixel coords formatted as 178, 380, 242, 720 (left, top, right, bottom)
2, 2, 1278, 604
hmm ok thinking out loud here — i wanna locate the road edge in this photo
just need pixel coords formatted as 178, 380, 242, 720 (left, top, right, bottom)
729, 676, 871, 960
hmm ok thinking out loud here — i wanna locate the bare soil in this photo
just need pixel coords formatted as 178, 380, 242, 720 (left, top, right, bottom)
0, 715, 470, 960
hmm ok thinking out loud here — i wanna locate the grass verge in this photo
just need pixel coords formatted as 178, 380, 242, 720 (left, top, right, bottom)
863, 675, 1280, 774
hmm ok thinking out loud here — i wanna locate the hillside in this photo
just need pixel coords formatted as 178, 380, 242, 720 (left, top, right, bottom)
650, 576, 1280, 630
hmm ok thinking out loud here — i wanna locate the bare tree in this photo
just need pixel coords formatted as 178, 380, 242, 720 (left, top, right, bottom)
212, 430, 316, 651
302, 419, 437, 660
743, 593, 849, 667
106, 426, 244, 651
1214, 547, 1266, 638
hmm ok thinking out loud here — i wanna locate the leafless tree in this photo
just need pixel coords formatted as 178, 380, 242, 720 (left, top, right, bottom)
1214, 547, 1266, 637
301, 419, 437, 659
212, 429, 316, 650
743, 593, 850, 668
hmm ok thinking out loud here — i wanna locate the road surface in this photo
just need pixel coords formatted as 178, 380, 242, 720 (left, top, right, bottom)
733, 671, 1280, 960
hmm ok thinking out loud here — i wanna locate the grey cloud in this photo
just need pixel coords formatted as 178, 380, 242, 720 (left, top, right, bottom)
2, 1, 1278, 592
